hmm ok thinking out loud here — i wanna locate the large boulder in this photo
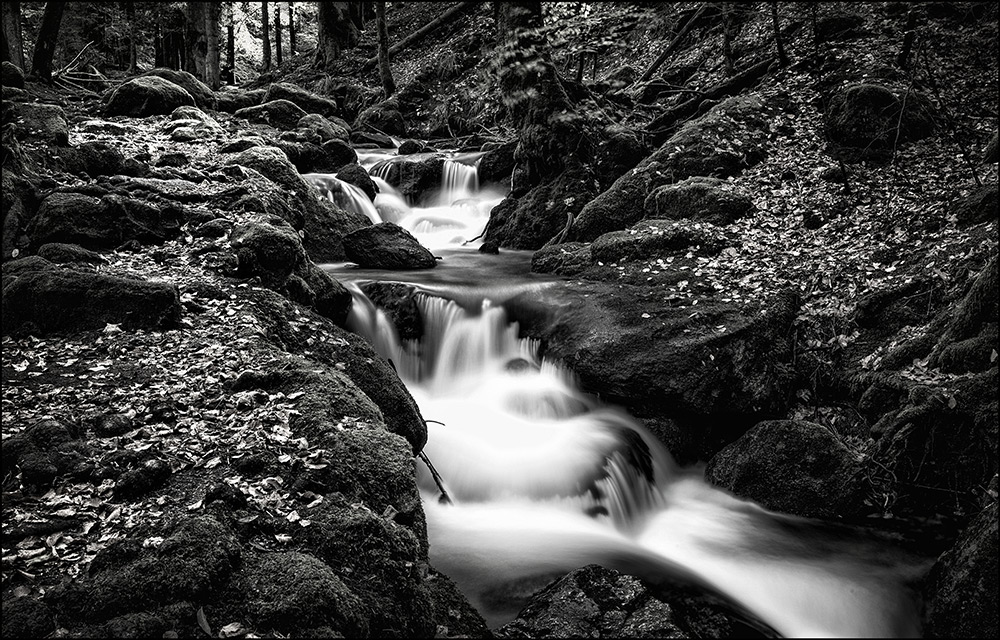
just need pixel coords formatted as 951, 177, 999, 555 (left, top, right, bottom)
264, 82, 339, 117
569, 94, 773, 241
337, 163, 378, 202
235, 99, 309, 131
923, 503, 998, 638
223, 146, 310, 224
215, 86, 266, 113
510, 285, 799, 462
104, 76, 195, 117
2, 60, 25, 89
484, 162, 598, 250
354, 98, 406, 136
370, 157, 444, 205
704, 420, 866, 519
59, 141, 130, 178
825, 83, 935, 159
478, 140, 517, 191
343, 223, 437, 270
590, 219, 733, 265
28, 192, 185, 250
644, 177, 756, 226
4, 102, 69, 145
2, 172, 34, 260
36, 242, 105, 265
2, 258, 182, 336
297, 113, 351, 142
138, 68, 216, 110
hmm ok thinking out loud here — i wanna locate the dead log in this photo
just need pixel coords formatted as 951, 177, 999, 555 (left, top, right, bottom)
359, 2, 478, 72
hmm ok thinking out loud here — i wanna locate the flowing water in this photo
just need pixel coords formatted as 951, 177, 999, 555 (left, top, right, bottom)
316, 150, 926, 638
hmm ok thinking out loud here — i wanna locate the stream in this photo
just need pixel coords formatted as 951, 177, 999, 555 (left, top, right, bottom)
306, 150, 925, 638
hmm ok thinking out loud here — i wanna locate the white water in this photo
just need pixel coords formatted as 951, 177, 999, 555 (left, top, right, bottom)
328, 153, 925, 638
303, 173, 381, 223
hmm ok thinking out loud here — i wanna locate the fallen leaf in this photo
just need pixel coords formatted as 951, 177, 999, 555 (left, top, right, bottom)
197, 607, 212, 637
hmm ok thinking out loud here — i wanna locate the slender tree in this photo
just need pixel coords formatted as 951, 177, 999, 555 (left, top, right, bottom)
205, 2, 221, 87
288, 1, 295, 54
770, 1, 789, 67
1, 1, 26, 70
186, 2, 208, 79
721, 3, 735, 76
30, 1, 66, 81
262, 1, 271, 70
274, 2, 282, 66
124, 1, 137, 73
896, 5, 919, 69
349, 1, 365, 31
315, 2, 358, 71
226, 3, 236, 83
375, 1, 394, 98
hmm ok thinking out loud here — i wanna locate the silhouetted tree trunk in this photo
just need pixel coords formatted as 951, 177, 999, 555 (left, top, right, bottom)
349, 1, 365, 31
186, 1, 208, 78
226, 4, 235, 83
288, 1, 295, 53
375, 1, 394, 98
721, 3, 735, 76
896, 5, 919, 69
124, 1, 137, 73
1, 1, 26, 70
262, 1, 271, 71
274, 2, 282, 66
205, 2, 221, 87
30, 1, 65, 81
770, 2, 789, 67
315, 2, 357, 71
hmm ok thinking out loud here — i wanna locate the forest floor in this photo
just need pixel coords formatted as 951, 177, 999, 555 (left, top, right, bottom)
2, 1, 998, 635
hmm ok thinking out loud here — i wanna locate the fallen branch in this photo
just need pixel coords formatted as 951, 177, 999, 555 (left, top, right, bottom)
359, 2, 478, 72
635, 4, 709, 86
418, 448, 453, 505
54, 40, 95, 78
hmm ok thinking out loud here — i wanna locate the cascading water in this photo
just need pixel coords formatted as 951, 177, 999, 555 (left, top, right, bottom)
327, 149, 926, 638
302, 173, 381, 223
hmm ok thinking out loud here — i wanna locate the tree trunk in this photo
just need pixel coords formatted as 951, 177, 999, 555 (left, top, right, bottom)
261, 1, 271, 71
349, 1, 364, 31
288, 1, 295, 54
360, 1, 477, 71
154, 24, 164, 67
375, 1, 394, 98
30, 1, 65, 81
770, 2, 789, 67
896, 5, 919, 69
1, 1, 26, 70
124, 1, 137, 73
186, 1, 208, 79
636, 3, 707, 85
274, 2, 282, 66
205, 2, 221, 88
722, 3, 735, 76
315, 2, 357, 71
226, 4, 236, 83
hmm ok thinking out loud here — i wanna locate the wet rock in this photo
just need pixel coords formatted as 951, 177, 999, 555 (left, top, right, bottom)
272, 139, 339, 174
531, 242, 592, 276
2, 60, 25, 89
60, 141, 129, 178
705, 419, 866, 518
595, 124, 647, 190
215, 86, 266, 113
2, 258, 182, 336
230, 216, 308, 287
138, 68, 216, 110
644, 177, 756, 226
397, 139, 426, 155
360, 282, 424, 341
77, 119, 129, 135
5, 102, 69, 145
350, 130, 395, 147
570, 94, 772, 241
301, 196, 372, 264
235, 99, 309, 131
591, 219, 733, 264
485, 162, 598, 250
337, 163, 378, 201
371, 156, 444, 204
825, 83, 935, 160
923, 502, 998, 638
51, 516, 241, 622
297, 113, 350, 142
321, 138, 359, 167
355, 97, 406, 136
104, 76, 195, 117
265, 82, 339, 117
35, 242, 104, 265
951, 183, 998, 227
343, 222, 437, 270
28, 191, 184, 250
478, 140, 517, 190
2, 596, 55, 639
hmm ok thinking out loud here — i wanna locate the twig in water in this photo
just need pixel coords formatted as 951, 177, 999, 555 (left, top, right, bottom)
418, 449, 452, 505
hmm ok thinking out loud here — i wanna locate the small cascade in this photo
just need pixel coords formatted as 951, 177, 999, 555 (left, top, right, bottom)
341, 282, 924, 637
438, 159, 479, 205
302, 173, 381, 223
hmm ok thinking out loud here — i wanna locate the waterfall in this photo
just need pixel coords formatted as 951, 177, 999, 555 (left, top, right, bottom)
302, 173, 381, 223
344, 286, 924, 637
327, 148, 923, 637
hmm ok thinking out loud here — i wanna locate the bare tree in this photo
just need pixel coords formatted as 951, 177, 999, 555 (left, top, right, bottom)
274, 1, 282, 67
262, 1, 271, 71
123, 1, 137, 73
721, 3, 735, 76
315, 2, 358, 71
205, 2, 221, 87
288, 1, 296, 54
30, 1, 66, 81
770, 2, 789, 67
375, 1, 394, 98
2, 1, 26, 70
896, 5, 919, 69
